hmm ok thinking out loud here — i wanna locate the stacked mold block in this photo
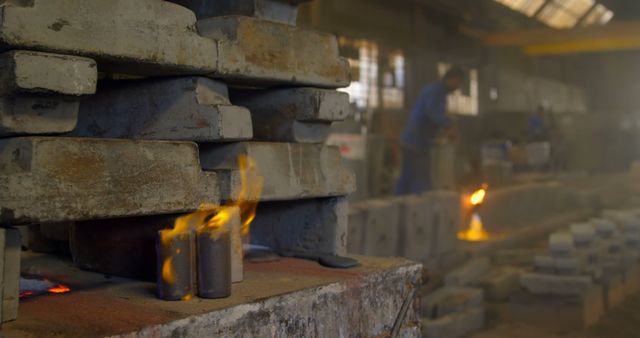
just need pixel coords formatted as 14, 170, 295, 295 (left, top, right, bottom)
512, 209, 640, 330
348, 191, 460, 262
0, 0, 353, 313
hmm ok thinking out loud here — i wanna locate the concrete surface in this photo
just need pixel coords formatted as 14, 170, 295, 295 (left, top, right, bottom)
198, 16, 350, 87
0, 50, 97, 96
5, 253, 422, 337
351, 199, 400, 257
72, 77, 253, 142
0, 137, 218, 224
250, 197, 348, 256
0, 0, 217, 76
200, 142, 355, 201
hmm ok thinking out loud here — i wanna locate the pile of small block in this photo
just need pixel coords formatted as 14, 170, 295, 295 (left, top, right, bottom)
515, 209, 640, 330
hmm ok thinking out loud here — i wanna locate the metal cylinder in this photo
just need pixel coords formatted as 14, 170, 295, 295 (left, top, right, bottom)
197, 228, 231, 299
156, 230, 195, 301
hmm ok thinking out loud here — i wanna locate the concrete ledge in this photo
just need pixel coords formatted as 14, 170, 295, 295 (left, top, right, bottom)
7, 253, 422, 337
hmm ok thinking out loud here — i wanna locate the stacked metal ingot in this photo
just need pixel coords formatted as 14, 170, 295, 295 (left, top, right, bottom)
0, 0, 353, 307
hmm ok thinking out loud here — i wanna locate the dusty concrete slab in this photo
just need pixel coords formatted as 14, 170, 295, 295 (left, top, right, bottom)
6, 253, 421, 337
520, 273, 593, 295
445, 257, 491, 287
424, 191, 461, 257
169, 0, 310, 25
200, 142, 355, 201
0, 0, 217, 76
198, 16, 350, 88
250, 197, 348, 256
0, 96, 79, 137
0, 137, 218, 224
72, 77, 252, 142
0, 50, 97, 96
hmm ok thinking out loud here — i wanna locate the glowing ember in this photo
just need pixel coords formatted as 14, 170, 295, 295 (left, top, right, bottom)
48, 285, 71, 294
469, 185, 488, 206
160, 155, 263, 289
458, 212, 489, 242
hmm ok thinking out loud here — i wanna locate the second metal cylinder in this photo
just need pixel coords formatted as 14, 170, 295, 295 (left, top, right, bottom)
197, 228, 232, 299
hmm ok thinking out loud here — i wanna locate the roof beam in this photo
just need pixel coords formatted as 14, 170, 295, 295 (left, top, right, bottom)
485, 21, 640, 55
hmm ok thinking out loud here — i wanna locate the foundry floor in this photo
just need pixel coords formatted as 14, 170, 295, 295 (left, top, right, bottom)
473, 291, 640, 338
4, 252, 419, 337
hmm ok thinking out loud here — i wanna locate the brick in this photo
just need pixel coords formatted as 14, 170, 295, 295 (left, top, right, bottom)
231, 88, 351, 122
591, 218, 616, 239
0, 137, 218, 224
351, 199, 399, 257
250, 197, 347, 256
601, 273, 625, 310
510, 286, 604, 331
444, 257, 491, 287
549, 232, 574, 257
347, 207, 364, 254
623, 266, 640, 296
570, 223, 596, 248
424, 191, 460, 256
422, 287, 483, 318
0, 0, 217, 76
198, 16, 350, 88
200, 142, 355, 202
2, 228, 20, 322
169, 0, 310, 25
478, 266, 521, 301
0, 96, 79, 137
422, 307, 485, 338
72, 77, 252, 142
250, 119, 331, 144
520, 273, 592, 295
0, 50, 96, 96
395, 195, 437, 261
533, 255, 555, 274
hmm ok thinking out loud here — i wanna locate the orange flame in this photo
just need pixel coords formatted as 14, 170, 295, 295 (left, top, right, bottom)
48, 285, 71, 294
458, 212, 489, 242
470, 185, 488, 206
160, 155, 263, 288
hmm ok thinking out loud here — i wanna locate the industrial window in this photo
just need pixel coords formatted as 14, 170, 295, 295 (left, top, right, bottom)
381, 51, 405, 110
493, 0, 546, 17
338, 37, 379, 110
580, 4, 614, 27
493, 0, 613, 29
438, 63, 479, 116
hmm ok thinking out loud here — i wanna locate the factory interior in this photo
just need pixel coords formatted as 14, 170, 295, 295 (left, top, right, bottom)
2, 0, 640, 337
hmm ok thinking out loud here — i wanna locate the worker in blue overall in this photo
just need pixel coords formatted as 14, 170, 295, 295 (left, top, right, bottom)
395, 66, 464, 195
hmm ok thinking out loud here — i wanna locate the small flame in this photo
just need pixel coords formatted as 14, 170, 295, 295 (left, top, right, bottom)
470, 185, 488, 206
47, 285, 71, 294
160, 155, 263, 289
458, 212, 490, 242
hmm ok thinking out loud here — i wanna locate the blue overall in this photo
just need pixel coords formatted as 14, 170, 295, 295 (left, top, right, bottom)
395, 82, 451, 195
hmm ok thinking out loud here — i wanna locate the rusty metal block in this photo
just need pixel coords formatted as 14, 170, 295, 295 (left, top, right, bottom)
198, 16, 350, 88
72, 77, 253, 142
200, 142, 355, 202
0, 0, 217, 76
0, 137, 219, 224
